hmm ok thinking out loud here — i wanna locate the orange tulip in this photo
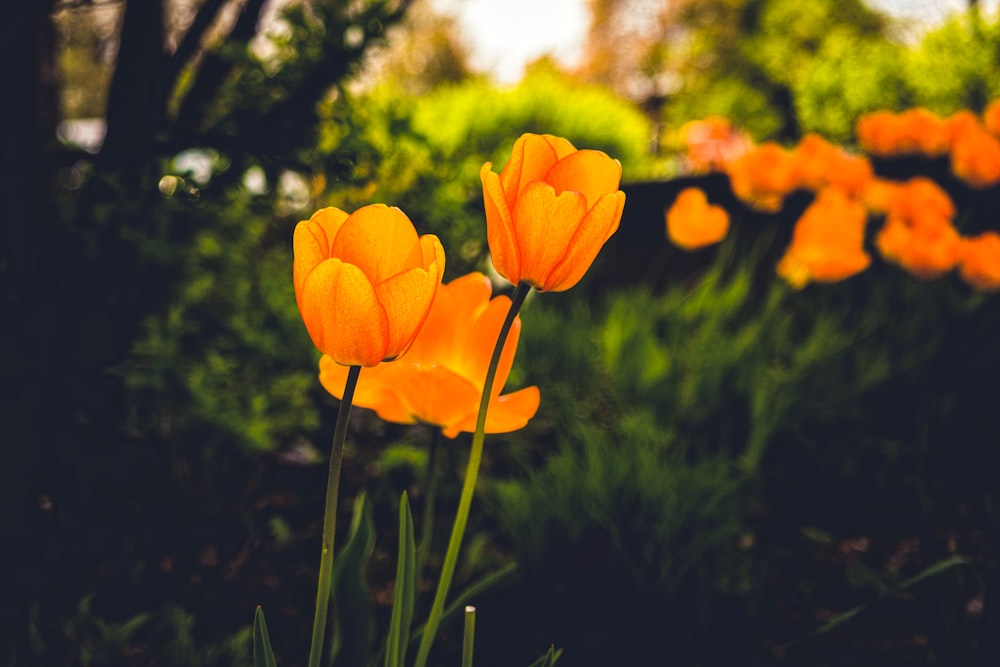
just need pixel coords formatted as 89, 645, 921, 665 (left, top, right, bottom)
856, 110, 902, 156
293, 205, 445, 367
665, 187, 730, 250
958, 232, 1000, 292
885, 177, 955, 231
679, 116, 753, 173
480, 133, 626, 292
984, 99, 1000, 137
859, 177, 902, 215
876, 216, 961, 280
856, 108, 949, 157
319, 273, 540, 438
776, 187, 871, 289
725, 142, 800, 212
900, 108, 950, 156
792, 134, 873, 196
951, 126, 1000, 189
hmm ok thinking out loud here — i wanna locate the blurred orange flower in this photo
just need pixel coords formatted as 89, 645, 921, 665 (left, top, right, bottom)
726, 142, 799, 212
900, 108, 951, 156
293, 205, 445, 367
958, 232, 1000, 292
948, 109, 983, 145
856, 108, 949, 157
876, 217, 961, 280
679, 116, 753, 172
984, 99, 1000, 137
665, 187, 730, 250
950, 125, 1000, 188
481, 133, 626, 292
856, 110, 900, 156
319, 273, 540, 438
885, 177, 955, 230
859, 178, 902, 215
872, 176, 959, 279
792, 134, 873, 196
776, 187, 871, 289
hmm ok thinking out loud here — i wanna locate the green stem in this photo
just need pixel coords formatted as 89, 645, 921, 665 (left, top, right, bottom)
462, 606, 476, 667
413, 282, 531, 667
307, 364, 361, 667
416, 429, 442, 578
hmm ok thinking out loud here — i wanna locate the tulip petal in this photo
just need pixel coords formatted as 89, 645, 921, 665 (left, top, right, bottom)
408, 272, 492, 366
392, 365, 482, 434
511, 181, 589, 290
462, 295, 521, 397
444, 386, 541, 439
301, 258, 389, 366
542, 134, 578, 161
331, 204, 422, 285
544, 190, 625, 292
499, 134, 566, 211
482, 164, 521, 284
293, 208, 350, 308
318, 355, 413, 422
374, 263, 439, 361
544, 150, 623, 209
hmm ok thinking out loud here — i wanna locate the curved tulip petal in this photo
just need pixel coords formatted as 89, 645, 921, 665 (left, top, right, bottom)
542, 134, 578, 161
462, 295, 520, 396
499, 133, 564, 211
293, 208, 351, 308
330, 204, 422, 285
511, 181, 588, 290
482, 164, 521, 284
301, 259, 389, 366
544, 150, 623, 209
393, 365, 482, 432
419, 233, 446, 281
445, 386, 541, 439
409, 272, 492, 366
543, 190, 625, 292
320, 357, 417, 424
374, 263, 440, 361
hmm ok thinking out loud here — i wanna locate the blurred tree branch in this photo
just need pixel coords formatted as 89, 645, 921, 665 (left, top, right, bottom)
173, 0, 268, 139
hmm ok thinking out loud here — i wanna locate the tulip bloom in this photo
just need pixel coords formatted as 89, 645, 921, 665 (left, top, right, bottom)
958, 232, 1000, 292
294, 205, 445, 367
876, 217, 961, 280
792, 134, 873, 196
319, 273, 540, 438
480, 133, 626, 292
725, 142, 800, 212
984, 98, 1000, 137
680, 116, 753, 173
856, 108, 950, 157
776, 187, 871, 289
951, 126, 1000, 189
665, 187, 730, 251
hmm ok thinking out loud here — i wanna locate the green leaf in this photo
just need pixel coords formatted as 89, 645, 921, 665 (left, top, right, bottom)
527, 645, 562, 667
253, 606, 277, 667
384, 492, 417, 667
330, 492, 377, 667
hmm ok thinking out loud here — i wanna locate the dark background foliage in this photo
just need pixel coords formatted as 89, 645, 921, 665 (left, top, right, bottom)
3, 0, 1000, 665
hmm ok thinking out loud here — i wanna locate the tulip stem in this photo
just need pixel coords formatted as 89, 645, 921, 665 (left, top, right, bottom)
308, 364, 361, 667
413, 282, 531, 667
